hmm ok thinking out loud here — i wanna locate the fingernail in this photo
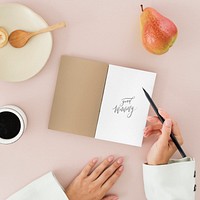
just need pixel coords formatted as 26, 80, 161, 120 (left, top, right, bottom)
144, 126, 149, 132
117, 157, 124, 164
147, 116, 154, 122
143, 132, 148, 137
108, 155, 114, 162
118, 165, 124, 172
158, 107, 164, 112
112, 197, 119, 200
92, 158, 98, 163
164, 119, 172, 127
158, 108, 165, 115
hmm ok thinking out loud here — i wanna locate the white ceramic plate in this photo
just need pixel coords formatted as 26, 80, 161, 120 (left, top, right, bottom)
0, 3, 53, 82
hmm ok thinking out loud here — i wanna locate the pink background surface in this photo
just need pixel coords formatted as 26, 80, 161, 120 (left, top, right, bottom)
0, 0, 199, 199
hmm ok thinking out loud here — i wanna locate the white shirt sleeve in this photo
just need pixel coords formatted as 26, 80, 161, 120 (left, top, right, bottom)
7, 172, 69, 200
143, 157, 196, 200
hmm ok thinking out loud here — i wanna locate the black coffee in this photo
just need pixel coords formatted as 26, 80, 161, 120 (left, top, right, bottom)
0, 111, 21, 139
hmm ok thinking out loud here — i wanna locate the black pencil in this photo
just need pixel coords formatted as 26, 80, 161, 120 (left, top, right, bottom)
142, 88, 187, 158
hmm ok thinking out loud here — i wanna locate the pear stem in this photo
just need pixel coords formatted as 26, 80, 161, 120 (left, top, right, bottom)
140, 4, 144, 12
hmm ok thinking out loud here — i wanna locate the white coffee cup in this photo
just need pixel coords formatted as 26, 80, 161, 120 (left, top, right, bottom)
0, 105, 27, 144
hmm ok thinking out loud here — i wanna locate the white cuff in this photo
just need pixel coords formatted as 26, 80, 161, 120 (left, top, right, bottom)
143, 157, 196, 200
7, 172, 69, 200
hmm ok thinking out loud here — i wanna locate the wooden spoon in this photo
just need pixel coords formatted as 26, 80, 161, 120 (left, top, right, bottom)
9, 21, 66, 48
0, 27, 9, 48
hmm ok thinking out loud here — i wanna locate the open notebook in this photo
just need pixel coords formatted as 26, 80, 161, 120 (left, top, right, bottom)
49, 55, 156, 146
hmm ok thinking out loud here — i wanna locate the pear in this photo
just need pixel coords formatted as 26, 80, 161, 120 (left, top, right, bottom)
140, 5, 178, 55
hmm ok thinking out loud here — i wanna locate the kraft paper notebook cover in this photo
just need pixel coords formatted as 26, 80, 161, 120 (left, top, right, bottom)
49, 56, 109, 137
49, 55, 156, 146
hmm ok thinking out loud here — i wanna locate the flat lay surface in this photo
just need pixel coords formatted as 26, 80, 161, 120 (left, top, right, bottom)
0, 0, 199, 199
